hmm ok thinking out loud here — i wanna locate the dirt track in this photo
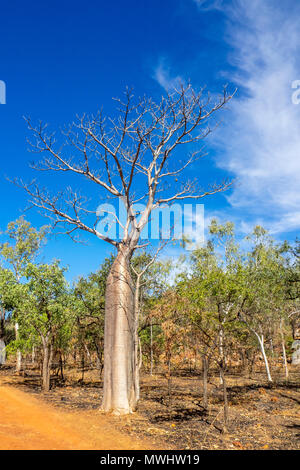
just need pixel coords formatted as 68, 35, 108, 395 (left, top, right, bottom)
0, 378, 151, 450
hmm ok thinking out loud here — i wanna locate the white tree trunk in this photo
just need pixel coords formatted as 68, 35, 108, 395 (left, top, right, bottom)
239, 314, 273, 383
15, 323, 22, 372
257, 334, 273, 383
101, 249, 136, 414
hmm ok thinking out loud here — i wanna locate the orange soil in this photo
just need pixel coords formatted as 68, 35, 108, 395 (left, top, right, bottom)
0, 378, 152, 450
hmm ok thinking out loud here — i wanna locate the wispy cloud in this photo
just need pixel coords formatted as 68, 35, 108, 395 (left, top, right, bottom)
152, 59, 186, 92
209, 0, 300, 235
152, 1, 300, 238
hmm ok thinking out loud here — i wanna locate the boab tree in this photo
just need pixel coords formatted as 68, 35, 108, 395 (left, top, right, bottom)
17, 85, 233, 414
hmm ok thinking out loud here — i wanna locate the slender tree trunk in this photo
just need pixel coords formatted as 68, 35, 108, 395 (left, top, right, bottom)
73, 347, 77, 364
220, 366, 228, 432
280, 321, 289, 381
0, 308, 5, 339
218, 321, 225, 385
59, 352, 64, 380
31, 346, 36, 365
101, 248, 136, 414
41, 339, 51, 391
202, 354, 208, 410
95, 341, 104, 377
239, 315, 273, 383
84, 344, 92, 366
167, 353, 172, 407
281, 339, 289, 381
133, 275, 141, 404
248, 351, 256, 378
81, 348, 85, 381
15, 323, 22, 373
137, 337, 143, 395
150, 321, 153, 376
257, 334, 273, 383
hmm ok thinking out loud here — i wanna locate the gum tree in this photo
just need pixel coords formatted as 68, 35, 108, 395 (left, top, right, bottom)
181, 220, 243, 429
238, 227, 287, 383
0, 267, 20, 352
0, 217, 47, 371
17, 85, 233, 414
17, 262, 72, 391
131, 249, 171, 401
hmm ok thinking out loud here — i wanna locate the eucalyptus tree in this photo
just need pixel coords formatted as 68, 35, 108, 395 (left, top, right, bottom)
190, 222, 242, 364
17, 85, 234, 414
180, 220, 243, 429
17, 262, 73, 391
238, 226, 288, 383
131, 249, 171, 400
0, 217, 48, 371
0, 267, 20, 354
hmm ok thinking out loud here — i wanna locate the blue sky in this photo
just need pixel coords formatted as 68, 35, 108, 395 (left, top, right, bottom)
0, 0, 299, 281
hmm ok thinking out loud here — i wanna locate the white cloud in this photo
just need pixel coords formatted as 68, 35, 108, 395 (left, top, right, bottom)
211, 0, 300, 235
152, 1, 300, 237
152, 59, 186, 92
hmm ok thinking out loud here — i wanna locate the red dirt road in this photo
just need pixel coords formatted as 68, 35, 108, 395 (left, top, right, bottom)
0, 378, 152, 450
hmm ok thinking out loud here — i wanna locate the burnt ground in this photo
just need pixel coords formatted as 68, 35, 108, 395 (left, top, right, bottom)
1, 363, 299, 450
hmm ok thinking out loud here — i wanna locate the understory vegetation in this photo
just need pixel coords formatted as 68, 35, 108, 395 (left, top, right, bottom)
0, 216, 299, 448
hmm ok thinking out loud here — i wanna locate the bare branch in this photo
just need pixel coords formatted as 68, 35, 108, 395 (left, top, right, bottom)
17, 85, 235, 253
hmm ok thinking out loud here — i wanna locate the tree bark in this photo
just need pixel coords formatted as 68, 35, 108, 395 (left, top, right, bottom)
59, 352, 64, 380
257, 334, 273, 383
31, 346, 36, 365
41, 339, 52, 392
133, 275, 141, 404
101, 248, 136, 414
202, 354, 208, 410
239, 314, 273, 383
219, 326, 224, 385
220, 366, 228, 433
0, 308, 5, 339
81, 348, 85, 381
150, 321, 153, 376
95, 341, 104, 377
280, 320, 289, 381
84, 344, 92, 366
15, 323, 22, 373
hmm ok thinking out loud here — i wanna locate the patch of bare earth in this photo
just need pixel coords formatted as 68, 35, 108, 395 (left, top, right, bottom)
1, 364, 299, 450
0, 373, 153, 450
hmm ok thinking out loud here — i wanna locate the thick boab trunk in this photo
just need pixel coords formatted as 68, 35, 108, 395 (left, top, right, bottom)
101, 249, 136, 415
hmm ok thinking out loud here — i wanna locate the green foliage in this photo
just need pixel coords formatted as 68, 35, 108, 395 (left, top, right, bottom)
73, 255, 115, 360
0, 216, 48, 279
0, 216, 298, 381
16, 261, 74, 349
